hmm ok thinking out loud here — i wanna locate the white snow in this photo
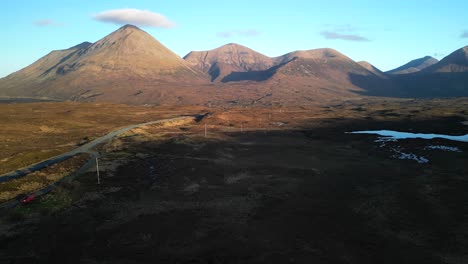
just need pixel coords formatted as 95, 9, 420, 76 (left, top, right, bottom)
425, 145, 462, 152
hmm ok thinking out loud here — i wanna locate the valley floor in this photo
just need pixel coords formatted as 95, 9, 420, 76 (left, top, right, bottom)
0, 98, 468, 263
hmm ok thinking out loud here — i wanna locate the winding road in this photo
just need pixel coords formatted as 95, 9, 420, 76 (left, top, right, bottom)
0, 116, 195, 183
0, 115, 199, 210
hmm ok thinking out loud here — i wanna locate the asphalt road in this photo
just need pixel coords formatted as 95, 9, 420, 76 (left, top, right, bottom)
0, 116, 194, 183
0, 115, 197, 209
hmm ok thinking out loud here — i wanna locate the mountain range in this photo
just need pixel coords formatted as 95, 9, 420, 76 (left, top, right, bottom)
0, 24, 467, 105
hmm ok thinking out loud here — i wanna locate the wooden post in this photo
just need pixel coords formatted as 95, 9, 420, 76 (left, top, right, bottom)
204, 123, 207, 138
96, 156, 100, 185
241, 124, 243, 133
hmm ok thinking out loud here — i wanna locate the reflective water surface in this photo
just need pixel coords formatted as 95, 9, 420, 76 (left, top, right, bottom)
349, 130, 468, 143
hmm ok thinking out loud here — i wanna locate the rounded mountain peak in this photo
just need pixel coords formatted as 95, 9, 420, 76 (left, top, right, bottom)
183, 43, 275, 81
221, 43, 248, 48
277, 48, 351, 64
120, 24, 140, 29
290, 48, 345, 59
184, 43, 274, 73
211, 43, 261, 54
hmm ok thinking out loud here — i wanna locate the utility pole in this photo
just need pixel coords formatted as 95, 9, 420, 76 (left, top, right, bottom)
204, 123, 207, 138
96, 156, 100, 185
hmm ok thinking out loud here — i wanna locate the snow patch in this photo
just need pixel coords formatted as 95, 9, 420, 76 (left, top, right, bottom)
425, 145, 462, 152
392, 151, 429, 164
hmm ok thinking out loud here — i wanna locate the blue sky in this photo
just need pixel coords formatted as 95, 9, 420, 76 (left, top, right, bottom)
2, 0, 467, 77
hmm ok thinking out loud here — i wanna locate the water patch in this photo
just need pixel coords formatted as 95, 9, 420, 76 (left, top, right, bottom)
348, 130, 468, 143
347, 130, 467, 164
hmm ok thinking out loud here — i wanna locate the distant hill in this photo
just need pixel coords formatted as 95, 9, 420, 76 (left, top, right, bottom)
356, 47, 468, 98
272, 48, 377, 85
182, 46, 390, 104
422, 46, 468, 73
386, 56, 438, 75
183, 43, 275, 82
395, 46, 468, 97
263, 49, 386, 104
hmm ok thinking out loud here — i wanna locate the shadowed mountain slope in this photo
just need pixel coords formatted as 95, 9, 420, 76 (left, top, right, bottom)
386, 56, 438, 75
394, 46, 468, 97
358, 61, 387, 78
352, 47, 468, 98
422, 46, 468, 73
262, 49, 388, 104
183, 43, 275, 82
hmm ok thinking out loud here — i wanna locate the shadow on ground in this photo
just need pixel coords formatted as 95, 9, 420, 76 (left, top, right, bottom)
1, 117, 468, 263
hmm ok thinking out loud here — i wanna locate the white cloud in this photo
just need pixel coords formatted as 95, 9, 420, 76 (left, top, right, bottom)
217, 31, 234, 38
93, 9, 175, 28
320, 31, 370, 42
461, 31, 468, 38
320, 24, 370, 42
216, 29, 261, 38
34, 19, 63, 27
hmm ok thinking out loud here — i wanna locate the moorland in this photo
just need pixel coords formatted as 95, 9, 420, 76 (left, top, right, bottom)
0, 98, 467, 263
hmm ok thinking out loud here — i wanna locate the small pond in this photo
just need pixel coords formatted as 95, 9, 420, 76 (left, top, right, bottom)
348, 130, 468, 143
347, 130, 466, 163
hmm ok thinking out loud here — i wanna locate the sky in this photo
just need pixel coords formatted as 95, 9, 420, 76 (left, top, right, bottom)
2, 0, 468, 78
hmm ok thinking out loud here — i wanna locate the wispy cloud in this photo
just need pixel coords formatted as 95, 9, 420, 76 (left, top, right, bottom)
34, 19, 63, 27
93, 8, 175, 28
320, 31, 370, 42
216, 29, 261, 38
433, 52, 445, 58
320, 24, 370, 42
461, 31, 468, 38
322, 24, 359, 32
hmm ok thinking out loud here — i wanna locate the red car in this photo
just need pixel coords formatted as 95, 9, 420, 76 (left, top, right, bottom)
16, 194, 35, 204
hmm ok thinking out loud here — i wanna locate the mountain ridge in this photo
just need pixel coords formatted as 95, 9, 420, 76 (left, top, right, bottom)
183, 43, 275, 82
0, 24, 467, 105
386, 56, 438, 75
422, 46, 468, 73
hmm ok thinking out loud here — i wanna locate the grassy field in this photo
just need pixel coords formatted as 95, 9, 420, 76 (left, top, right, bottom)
0, 98, 468, 263
0, 102, 205, 175
0, 154, 89, 202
